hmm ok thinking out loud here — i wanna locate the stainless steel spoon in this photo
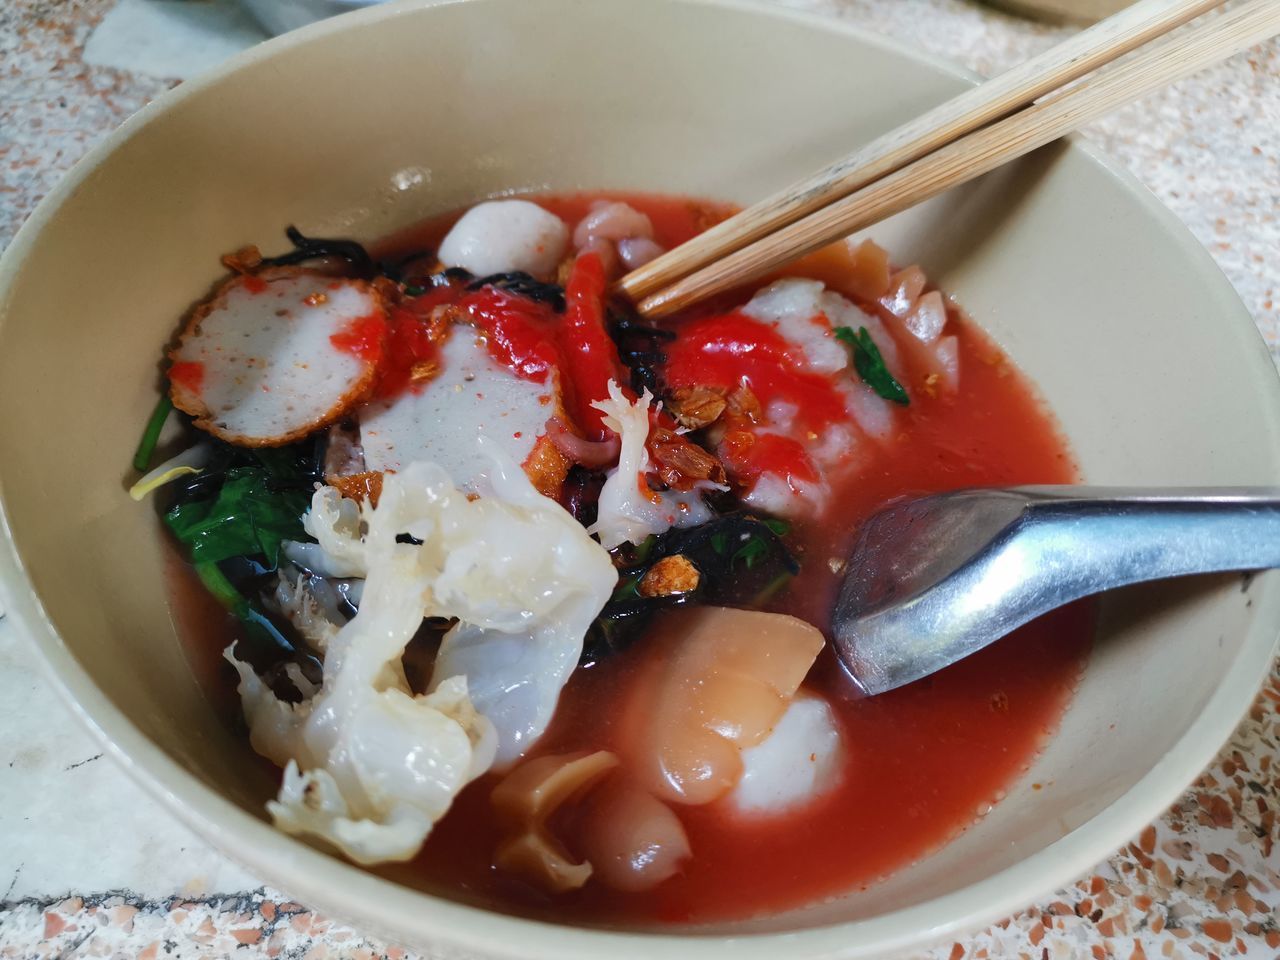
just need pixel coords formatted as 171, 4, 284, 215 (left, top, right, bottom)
831, 487, 1280, 696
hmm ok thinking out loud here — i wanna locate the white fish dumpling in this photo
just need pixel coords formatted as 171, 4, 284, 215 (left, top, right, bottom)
438, 200, 569, 280
427, 442, 618, 766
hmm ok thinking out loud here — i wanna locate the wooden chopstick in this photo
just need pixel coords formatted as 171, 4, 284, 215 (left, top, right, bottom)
632, 0, 1280, 319
617, 0, 1226, 304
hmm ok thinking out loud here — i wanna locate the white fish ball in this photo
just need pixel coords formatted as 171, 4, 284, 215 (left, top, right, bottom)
438, 200, 569, 279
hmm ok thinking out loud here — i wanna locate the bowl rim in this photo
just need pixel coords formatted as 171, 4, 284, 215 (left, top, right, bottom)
1, 0, 1278, 956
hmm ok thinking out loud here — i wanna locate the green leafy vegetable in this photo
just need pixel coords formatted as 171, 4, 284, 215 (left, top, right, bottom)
710, 520, 788, 569
834, 326, 910, 406
164, 466, 310, 568
732, 536, 769, 569
251, 444, 321, 483
194, 561, 294, 651
132, 394, 174, 472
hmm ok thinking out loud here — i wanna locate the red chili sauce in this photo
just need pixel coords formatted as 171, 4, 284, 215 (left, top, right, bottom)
171, 192, 1090, 927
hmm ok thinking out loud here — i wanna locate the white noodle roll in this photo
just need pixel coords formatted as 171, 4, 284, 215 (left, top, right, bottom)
228, 441, 616, 863
427, 441, 619, 766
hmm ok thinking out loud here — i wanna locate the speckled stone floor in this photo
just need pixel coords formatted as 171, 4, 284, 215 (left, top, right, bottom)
2, 1, 1279, 958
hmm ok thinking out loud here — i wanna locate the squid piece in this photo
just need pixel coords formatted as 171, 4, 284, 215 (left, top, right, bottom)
570, 201, 667, 279
491, 750, 619, 893
620, 607, 826, 806
577, 780, 691, 892
878, 267, 962, 394
169, 270, 385, 446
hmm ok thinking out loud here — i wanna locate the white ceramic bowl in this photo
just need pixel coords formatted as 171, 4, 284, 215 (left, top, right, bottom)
1, 1, 1277, 956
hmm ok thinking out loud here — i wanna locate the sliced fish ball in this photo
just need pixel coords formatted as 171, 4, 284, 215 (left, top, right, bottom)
359, 330, 556, 493
729, 693, 843, 817
169, 272, 384, 446
438, 200, 569, 280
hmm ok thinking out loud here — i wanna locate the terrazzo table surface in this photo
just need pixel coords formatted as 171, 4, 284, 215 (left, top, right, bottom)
2, 0, 1279, 957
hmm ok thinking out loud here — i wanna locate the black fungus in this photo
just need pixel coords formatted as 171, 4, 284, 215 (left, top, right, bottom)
581, 512, 799, 665
258, 225, 377, 278
608, 307, 676, 398
467, 271, 566, 313
562, 466, 607, 529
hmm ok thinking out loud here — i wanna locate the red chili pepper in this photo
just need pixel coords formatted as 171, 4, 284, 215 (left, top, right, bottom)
561, 252, 628, 439
462, 286, 561, 383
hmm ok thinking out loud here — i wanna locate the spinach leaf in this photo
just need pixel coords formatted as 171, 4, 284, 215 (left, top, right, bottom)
164, 466, 310, 568
835, 325, 910, 406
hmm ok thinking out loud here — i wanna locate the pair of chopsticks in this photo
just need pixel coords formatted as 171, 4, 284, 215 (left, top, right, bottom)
619, 0, 1280, 319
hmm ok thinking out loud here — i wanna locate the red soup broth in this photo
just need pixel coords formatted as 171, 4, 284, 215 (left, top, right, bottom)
174, 192, 1092, 926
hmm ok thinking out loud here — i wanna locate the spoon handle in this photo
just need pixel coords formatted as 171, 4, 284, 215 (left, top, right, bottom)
1014, 486, 1280, 584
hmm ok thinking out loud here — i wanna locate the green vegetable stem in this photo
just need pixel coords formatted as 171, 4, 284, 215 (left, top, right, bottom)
132, 394, 174, 472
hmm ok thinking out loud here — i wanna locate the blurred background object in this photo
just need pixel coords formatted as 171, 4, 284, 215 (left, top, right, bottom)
983, 0, 1134, 23
238, 0, 386, 34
